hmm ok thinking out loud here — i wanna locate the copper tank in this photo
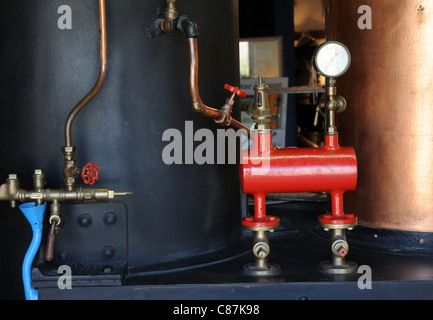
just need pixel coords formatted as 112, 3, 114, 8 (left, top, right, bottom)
326, 0, 433, 232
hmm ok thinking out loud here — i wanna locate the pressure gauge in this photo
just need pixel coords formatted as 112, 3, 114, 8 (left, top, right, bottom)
312, 41, 351, 78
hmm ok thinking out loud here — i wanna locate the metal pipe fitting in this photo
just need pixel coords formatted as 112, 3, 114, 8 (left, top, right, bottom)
0, 175, 132, 205
320, 228, 357, 274
243, 230, 280, 276
251, 77, 272, 131
159, 0, 179, 33
45, 200, 61, 262
187, 38, 250, 135
61, 146, 82, 191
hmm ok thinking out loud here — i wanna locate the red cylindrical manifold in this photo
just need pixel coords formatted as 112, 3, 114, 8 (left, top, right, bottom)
240, 132, 358, 228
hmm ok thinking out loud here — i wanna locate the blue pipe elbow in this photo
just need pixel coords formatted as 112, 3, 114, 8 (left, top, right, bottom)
19, 202, 46, 300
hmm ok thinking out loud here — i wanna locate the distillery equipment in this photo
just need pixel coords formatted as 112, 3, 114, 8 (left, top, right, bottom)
326, 1, 433, 250
1, 0, 433, 301
239, 67, 358, 274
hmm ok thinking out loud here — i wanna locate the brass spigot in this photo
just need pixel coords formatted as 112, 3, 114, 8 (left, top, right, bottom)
45, 200, 61, 261
160, 0, 179, 33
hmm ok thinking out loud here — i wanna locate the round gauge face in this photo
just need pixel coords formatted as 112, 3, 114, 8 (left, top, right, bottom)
313, 41, 351, 78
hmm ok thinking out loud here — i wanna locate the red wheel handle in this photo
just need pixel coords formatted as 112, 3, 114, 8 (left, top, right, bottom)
224, 84, 247, 98
81, 162, 100, 185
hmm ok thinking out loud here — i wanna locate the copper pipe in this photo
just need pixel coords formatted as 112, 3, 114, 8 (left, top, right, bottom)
64, 0, 107, 147
187, 38, 250, 135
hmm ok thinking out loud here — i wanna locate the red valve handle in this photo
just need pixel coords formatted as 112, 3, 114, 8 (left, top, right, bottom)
81, 162, 100, 185
224, 84, 247, 98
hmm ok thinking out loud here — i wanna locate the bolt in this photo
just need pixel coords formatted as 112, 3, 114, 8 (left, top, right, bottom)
103, 212, 117, 226
77, 214, 92, 228
101, 246, 115, 260
57, 249, 70, 262
34, 169, 43, 175
8, 174, 17, 180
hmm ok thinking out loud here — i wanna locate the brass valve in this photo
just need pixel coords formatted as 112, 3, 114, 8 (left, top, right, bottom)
320, 228, 357, 274
160, 0, 179, 33
313, 78, 347, 132
252, 77, 272, 131
243, 229, 280, 276
214, 84, 247, 126
1, 170, 132, 261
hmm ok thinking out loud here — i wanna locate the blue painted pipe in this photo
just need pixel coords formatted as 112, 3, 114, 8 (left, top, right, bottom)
19, 202, 46, 300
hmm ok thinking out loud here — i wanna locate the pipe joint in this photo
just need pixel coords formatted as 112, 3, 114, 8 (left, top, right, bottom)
172, 15, 199, 38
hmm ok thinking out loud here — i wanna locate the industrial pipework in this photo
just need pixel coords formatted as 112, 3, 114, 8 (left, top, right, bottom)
240, 41, 359, 274
156, 1, 358, 275
0, 0, 131, 298
156, 0, 250, 135
63, 0, 107, 192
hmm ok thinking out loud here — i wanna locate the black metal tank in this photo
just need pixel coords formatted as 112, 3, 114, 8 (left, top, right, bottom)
0, 0, 243, 298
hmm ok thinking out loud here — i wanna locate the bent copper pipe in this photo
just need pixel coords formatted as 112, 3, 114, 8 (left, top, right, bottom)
187, 37, 250, 135
64, 0, 107, 147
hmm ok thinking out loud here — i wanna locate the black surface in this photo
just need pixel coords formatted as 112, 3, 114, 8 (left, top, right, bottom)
37, 201, 433, 300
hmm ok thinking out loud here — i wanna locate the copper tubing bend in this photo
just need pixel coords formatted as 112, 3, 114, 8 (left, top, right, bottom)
187, 37, 250, 135
64, 0, 107, 147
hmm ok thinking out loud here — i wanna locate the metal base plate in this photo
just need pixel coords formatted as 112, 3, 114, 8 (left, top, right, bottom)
243, 263, 281, 276
319, 260, 358, 274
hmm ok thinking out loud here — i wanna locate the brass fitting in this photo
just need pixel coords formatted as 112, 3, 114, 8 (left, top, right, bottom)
45, 200, 62, 261
314, 78, 347, 131
160, 0, 179, 33
320, 228, 357, 274
0, 173, 132, 206
6, 174, 19, 208
324, 78, 347, 134
62, 146, 82, 191
243, 230, 280, 276
214, 94, 236, 126
0, 170, 132, 262
252, 77, 271, 131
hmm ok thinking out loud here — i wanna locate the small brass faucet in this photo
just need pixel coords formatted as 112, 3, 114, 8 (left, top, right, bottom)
160, 0, 179, 33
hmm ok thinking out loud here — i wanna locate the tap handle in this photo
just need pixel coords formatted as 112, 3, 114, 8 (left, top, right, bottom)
224, 84, 247, 98
81, 162, 100, 185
